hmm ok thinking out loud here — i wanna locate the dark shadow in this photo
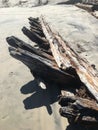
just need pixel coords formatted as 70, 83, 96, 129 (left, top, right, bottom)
20, 79, 61, 115
57, 0, 82, 5
66, 124, 98, 130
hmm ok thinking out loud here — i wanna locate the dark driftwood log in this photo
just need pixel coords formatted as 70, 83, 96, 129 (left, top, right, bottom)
29, 23, 43, 33
59, 91, 98, 125
92, 4, 98, 11
28, 17, 45, 36
75, 3, 93, 12
6, 16, 98, 127
22, 26, 50, 50
8, 46, 75, 85
30, 27, 45, 37
76, 3, 98, 19
76, 3, 98, 12
6, 34, 75, 85
6, 36, 53, 61
28, 19, 42, 30
40, 16, 98, 101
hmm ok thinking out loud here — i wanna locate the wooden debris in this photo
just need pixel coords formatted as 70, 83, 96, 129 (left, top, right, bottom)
76, 3, 98, 19
59, 90, 98, 125
40, 16, 98, 101
22, 26, 49, 50
91, 11, 98, 19
6, 36, 53, 61
76, 3, 93, 12
6, 16, 98, 126
7, 37, 74, 85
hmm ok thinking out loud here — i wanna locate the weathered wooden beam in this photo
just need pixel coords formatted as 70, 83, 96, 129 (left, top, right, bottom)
28, 17, 40, 24
29, 23, 43, 32
28, 18, 42, 32
76, 3, 98, 12
92, 4, 98, 11
59, 91, 98, 125
59, 95, 98, 111
6, 16, 98, 127
6, 36, 54, 61
76, 3, 93, 12
28, 17, 42, 30
59, 106, 98, 125
22, 26, 50, 50
8, 46, 75, 85
40, 16, 98, 102
30, 26, 45, 37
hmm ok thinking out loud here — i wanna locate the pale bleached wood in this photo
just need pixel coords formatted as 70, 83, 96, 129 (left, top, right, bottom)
40, 16, 98, 101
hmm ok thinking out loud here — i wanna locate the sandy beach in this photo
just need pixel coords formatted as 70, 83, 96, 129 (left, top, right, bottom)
0, 6, 68, 130
0, 5, 98, 130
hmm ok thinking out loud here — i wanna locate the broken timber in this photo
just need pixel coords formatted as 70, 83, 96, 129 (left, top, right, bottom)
40, 16, 98, 101
59, 90, 98, 125
7, 36, 74, 85
75, 3, 93, 12
75, 3, 98, 19
6, 16, 98, 126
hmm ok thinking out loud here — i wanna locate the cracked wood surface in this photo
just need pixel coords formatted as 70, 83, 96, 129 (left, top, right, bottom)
40, 16, 98, 101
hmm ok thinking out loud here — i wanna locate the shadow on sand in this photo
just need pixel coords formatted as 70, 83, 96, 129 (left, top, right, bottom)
20, 79, 61, 115
57, 0, 82, 5
66, 123, 98, 130
20, 80, 98, 130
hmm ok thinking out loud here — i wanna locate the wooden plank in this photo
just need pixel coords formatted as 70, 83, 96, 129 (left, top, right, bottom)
40, 16, 98, 101
22, 26, 50, 50
76, 3, 98, 12
6, 36, 53, 61
59, 90, 98, 125
8, 46, 75, 85
76, 3, 93, 12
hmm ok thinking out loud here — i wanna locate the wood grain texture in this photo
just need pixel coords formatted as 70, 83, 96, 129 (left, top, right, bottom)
40, 16, 98, 101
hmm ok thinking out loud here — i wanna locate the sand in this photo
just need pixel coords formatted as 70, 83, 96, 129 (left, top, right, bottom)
0, 5, 68, 130
0, 5, 98, 130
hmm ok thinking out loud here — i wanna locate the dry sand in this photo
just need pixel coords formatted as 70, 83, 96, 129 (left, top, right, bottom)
0, 5, 98, 130
0, 5, 68, 130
